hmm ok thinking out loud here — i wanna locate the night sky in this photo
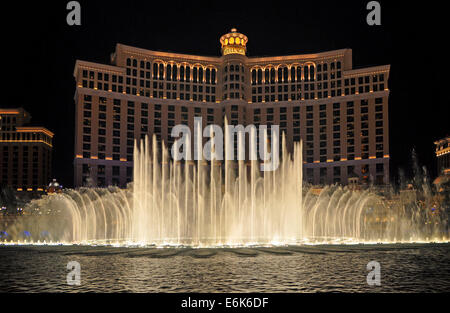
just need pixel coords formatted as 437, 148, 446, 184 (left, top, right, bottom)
1, 1, 448, 188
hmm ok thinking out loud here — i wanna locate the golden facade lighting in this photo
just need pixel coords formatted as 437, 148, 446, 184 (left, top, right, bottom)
220, 28, 248, 56
16, 127, 54, 138
0, 110, 20, 115
436, 147, 450, 156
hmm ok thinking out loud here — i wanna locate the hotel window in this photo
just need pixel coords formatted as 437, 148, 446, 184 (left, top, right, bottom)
157, 64, 164, 80
111, 166, 120, 176
211, 69, 216, 85
372, 75, 378, 83
333, 167, 341, 179
319, 168, 327, 183
255, 69, 262, 84
375, 163, 384, 173
199, 68, 204, 83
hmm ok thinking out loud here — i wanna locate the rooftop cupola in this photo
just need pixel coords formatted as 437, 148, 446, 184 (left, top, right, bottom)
220, 28, 248, 56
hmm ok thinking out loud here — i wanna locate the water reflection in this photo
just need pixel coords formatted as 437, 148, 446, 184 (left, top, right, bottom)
0, 244, 449, 292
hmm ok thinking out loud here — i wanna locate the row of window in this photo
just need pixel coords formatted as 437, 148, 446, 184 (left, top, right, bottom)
305, 163, 385, 185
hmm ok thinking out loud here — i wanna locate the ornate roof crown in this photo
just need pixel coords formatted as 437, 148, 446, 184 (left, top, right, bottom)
220, 28, 248, 56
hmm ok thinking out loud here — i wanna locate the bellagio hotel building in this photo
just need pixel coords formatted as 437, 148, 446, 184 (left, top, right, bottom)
73, 28, 390, 187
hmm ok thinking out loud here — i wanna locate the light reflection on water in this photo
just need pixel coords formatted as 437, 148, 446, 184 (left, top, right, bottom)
0, 243, 449, 293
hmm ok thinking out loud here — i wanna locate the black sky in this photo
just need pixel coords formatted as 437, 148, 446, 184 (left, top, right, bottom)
1, 0, 449, 188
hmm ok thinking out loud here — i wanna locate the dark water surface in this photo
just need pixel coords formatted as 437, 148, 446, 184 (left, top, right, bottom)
0, 243, 449, 292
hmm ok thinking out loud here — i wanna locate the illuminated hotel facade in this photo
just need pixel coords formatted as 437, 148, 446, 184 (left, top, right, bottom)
73, 28, 390, 187
435, 136, 450, 175
0, 108, 54, 192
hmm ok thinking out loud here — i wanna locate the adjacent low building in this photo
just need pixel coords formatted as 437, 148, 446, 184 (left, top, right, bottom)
0, 108, 54, 192
435, 136, 450, 176
73, 28, 390, 187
